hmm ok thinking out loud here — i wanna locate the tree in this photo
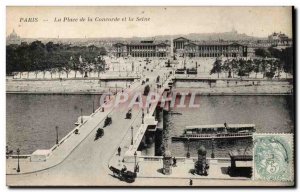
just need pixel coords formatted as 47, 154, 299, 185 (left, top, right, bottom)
282, 47, 293, 77
94, 62, 104, 78
261, 59, 268, 78
57, 67, 64, 78
245, 59, 254, 78
273, 59, 281, 78
268, 47, 282, 59
72, 56, 80, 78
222, 59, 231, 78
64, 60, 72, 78
210, 59, 222, 78
50, 68, 57, 79
237, 59, 246, 77
254, 48, 270, 58
34, 70, 39, 79
6, 40, 107, 76
253, 59, 261, 78
231, 59, 238, 78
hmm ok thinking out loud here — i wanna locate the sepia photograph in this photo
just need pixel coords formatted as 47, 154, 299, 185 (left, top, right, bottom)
5, 6, 295, 187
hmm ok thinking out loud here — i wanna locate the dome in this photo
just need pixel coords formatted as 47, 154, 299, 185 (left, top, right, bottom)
164, 150, 172, 157
8, 29, 20, 39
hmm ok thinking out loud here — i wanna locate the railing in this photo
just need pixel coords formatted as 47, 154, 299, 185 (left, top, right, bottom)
6, 154, 31, 159
139, 155, 231, 163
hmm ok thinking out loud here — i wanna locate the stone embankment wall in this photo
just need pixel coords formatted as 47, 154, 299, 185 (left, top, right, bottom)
6, 78, 134, 94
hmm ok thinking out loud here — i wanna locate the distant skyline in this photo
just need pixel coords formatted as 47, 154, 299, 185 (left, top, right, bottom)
7, 6, 293, 39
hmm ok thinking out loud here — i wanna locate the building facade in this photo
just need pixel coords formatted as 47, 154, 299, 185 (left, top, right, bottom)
268, 32, 292, 46
183, 41, 248, 58
173, 37, 190, 53
173, 37, 248, 58
112, 40, 170, 57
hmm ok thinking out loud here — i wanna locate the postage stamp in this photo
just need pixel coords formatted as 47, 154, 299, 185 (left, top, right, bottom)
253, 134, 294, 181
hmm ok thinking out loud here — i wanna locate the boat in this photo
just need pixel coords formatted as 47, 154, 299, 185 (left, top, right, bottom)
172, 123, 255, 140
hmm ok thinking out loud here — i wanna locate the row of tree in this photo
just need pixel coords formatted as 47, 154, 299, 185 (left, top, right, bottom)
6, 41, 108, 77
210, 46, 293, 79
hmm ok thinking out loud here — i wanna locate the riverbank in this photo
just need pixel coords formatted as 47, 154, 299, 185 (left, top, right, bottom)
7, 76, 293, 95
6, 78, 136, 94
173, 83, 293, 96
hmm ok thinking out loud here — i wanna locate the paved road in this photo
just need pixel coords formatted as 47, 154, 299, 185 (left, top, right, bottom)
7, 61, 172, 186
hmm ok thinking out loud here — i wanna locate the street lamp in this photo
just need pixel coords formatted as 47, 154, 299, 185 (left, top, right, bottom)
92, 96, 95, 113
55, 126, 59, 145
80, 108, 83, 124
16, 148, 20, 173
134, 151, 137, 172
131, 126, 134, 145
211, 138, 215, 158
186, 137, 190, 158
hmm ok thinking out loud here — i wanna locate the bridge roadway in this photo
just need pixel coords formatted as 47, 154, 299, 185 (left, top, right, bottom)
6, 64, 172, 186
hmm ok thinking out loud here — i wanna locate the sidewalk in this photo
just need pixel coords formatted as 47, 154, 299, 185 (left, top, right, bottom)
136, 159, 251, 180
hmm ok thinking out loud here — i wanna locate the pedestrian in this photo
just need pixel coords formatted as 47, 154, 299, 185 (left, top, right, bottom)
173, 157, 177, 167
135, 163, 140, 173
117, 146, 121, 156
121, 165, 127, 173
189, 179, 193, 186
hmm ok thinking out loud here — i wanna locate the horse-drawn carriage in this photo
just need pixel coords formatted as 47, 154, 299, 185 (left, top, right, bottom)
126, 109, 132, 119
103, 116, 112, 127
109, 166, 137, 183
94, 128, 104, 140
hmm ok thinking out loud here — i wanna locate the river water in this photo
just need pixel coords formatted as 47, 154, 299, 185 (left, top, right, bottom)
6, 94, 103, 154
6, 94, 294, 156
165, 95, 294, 158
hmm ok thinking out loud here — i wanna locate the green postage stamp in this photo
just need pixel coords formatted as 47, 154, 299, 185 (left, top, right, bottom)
253, 134, 294, 181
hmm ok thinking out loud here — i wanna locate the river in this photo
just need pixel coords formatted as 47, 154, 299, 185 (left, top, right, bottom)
6, 94, 294, 156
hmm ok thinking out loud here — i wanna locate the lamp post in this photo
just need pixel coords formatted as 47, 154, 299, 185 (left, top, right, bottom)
131, 126, 134, 145
134, 151, 137, 172
16, 148, 20, 173
92, 95, 95, 113
186, 137, 190, 158
80, 108, 83, 124
55, 126, 59, 145
211, 138, 215, 158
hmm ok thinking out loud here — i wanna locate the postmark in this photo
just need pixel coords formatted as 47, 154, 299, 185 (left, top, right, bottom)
253, 134, 293, 181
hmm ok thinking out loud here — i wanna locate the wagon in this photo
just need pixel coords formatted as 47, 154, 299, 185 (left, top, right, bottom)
126, 109, 132, 119
109, 166, 137, 183
104, 116, 112, 127
94, 128, 104, 140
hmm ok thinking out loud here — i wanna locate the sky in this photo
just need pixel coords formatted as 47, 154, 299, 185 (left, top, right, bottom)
6, 6, 293, 38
